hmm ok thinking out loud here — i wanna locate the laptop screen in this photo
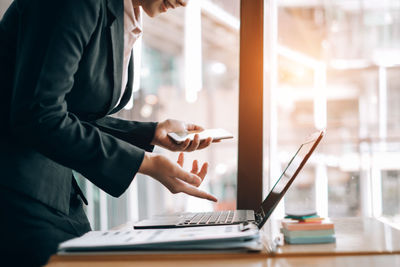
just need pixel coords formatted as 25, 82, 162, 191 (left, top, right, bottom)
256, 130, 324, 228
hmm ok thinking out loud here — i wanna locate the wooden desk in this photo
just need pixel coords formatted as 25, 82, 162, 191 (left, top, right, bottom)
269, 217, 400, 256
47, 255, 400, 267
46, 217, 400, 267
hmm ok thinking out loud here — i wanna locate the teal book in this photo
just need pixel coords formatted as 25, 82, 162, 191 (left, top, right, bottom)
284, 214, 319, 220
284, 235, 336, 244
281, 228, 335, 238
285, 210, 317, 220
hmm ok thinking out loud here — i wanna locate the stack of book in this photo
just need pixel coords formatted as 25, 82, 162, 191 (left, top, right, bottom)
281, 213, 336, 244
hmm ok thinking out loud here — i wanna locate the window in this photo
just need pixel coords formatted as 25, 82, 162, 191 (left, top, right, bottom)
264, 0, 400, 227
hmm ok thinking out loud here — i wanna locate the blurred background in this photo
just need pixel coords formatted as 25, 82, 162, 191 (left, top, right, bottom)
1, 0, 400, 230
269, 0, 400, 229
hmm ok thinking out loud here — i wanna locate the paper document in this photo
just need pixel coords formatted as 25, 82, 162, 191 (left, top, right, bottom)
58, 223, 261, 253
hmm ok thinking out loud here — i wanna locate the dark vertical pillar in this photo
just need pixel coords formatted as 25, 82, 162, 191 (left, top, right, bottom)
237, 0, 264, 210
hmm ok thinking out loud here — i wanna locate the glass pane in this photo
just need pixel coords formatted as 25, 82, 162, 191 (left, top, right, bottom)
382, 170, 400, 222
327, 169, 361, 217
284, 166, 316, 213
266, 0, 400, 223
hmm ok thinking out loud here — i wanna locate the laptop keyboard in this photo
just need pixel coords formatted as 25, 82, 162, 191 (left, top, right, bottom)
178, 211, 237, 226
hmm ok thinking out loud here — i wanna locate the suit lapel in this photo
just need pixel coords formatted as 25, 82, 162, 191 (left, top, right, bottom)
106, 0, 124, 113
109, 54, 134, 114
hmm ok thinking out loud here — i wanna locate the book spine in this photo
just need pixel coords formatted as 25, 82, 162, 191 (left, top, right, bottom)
281, 228, 335, 238
284, 235, 336, 244
282, 223, 334, 231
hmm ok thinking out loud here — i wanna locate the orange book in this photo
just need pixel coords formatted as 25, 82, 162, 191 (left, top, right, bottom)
299, 217, 325, 223
282, 220, 334, 231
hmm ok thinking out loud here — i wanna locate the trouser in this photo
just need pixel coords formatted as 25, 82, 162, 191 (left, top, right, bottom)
0, 183, 91, 267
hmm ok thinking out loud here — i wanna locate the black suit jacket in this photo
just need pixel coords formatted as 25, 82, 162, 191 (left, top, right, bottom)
0, 0, 157, 214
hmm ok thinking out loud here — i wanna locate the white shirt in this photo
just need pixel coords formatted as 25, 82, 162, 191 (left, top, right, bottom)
116, 0, 142, 107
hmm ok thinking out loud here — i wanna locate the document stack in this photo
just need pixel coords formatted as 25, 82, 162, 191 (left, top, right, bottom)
281, 212, 336, 244
58, 223, 262, 254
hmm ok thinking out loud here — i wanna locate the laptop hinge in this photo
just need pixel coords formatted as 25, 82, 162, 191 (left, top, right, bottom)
254, 212, 263, 226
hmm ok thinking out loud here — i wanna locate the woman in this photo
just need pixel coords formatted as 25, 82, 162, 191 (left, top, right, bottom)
0, 0, 216, 265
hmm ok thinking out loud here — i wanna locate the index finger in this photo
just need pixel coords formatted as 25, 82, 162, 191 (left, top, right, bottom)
181, 183, 218, 202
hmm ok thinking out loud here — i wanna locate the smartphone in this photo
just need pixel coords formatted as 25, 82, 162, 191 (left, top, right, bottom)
167, 128, 233, 144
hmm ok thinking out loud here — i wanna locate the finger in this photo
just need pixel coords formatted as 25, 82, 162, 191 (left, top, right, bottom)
173, 138, 190, 152
197, 137, 213, 150
181, 184, 218, 202
185, 123, 204, 132
191, 160, 199, 174
185, 134, 200, 152
175, 168, 202, 186
177, 152, 184, 167
166, 137, 187, 151
212, 139, 222, 143
176, 0, 188, 7
197, 162, 208, 180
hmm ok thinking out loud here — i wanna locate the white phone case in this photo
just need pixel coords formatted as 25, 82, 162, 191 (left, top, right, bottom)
167, 128, 233, 144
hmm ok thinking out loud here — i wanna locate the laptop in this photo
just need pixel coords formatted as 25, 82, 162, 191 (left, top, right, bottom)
134, 130, 325, 230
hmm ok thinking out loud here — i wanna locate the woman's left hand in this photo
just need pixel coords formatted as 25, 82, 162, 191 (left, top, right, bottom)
151, 119, 213, 152
177, 152, 208, 180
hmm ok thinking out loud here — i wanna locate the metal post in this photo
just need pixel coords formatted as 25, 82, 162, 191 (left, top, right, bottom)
264, 0, 281, 218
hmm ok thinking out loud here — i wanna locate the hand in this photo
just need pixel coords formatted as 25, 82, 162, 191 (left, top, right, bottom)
176, 152, 208, 180
138, 152, 217, 202
151, 119, 213, 152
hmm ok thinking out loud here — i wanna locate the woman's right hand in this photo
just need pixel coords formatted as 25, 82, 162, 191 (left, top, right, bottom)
138, 152, 217, 202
